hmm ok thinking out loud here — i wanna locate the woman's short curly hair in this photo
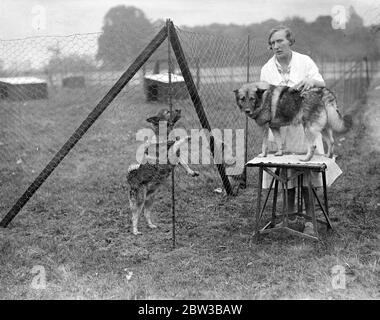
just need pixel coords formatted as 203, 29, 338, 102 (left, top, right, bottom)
267, 25, 295, 49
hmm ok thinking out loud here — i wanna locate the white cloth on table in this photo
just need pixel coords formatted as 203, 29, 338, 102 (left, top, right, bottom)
246, 154, 343, 188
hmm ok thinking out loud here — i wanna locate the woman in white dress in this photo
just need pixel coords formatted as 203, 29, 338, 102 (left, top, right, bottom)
259, 25, 326, 235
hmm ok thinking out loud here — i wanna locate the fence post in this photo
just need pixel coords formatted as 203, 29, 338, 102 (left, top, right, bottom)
166, 19, 176, 249
195, 57, 200, 90
342, 59, 346, 109
355, 61, 359, 103
168, 21, 233, 195
356, 61, 360, 101
243, 34, 250, 187
364, 56, 370, 88
153, 60, 160, 74
321, 56, 324, 77
360, 60, 363, 99
349, 62, 353, 106
332, 56, 336, 83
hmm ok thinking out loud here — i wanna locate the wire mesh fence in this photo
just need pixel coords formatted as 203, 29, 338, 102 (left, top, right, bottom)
0, 23, 170, 222
315, 56, 379, 113
0, 22, 378, 225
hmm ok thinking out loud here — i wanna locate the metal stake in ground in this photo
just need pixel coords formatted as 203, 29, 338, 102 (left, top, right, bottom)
167, 19, 176, 249
243, 34, 251, 187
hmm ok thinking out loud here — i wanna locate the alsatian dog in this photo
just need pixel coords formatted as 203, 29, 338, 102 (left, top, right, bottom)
126, 109, 199, 235
234, 82, 352, 161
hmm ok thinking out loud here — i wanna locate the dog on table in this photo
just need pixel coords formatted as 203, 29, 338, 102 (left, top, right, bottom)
127, 109, 199, 235
233, 81, 352, 161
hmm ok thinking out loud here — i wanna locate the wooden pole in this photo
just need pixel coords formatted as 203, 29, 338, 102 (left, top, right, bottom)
167, 19, 176, 249
195, 57, 200, 90
243, 34, 250, 188
364, 56, 370, 88
168, 21, 233, 195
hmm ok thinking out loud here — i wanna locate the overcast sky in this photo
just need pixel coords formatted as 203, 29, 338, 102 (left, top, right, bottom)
0, 0, 379, 39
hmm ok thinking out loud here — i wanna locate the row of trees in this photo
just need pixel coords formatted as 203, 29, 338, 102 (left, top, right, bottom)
184, 7, 379, 61
94, 5, 379, 69
46, 6, 162, 73
1, 5, 378, 74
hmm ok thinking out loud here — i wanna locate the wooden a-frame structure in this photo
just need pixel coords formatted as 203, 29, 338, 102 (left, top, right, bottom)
0, 20, 233, 228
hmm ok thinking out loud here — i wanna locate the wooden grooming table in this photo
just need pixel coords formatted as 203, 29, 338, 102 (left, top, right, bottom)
246, 154, 342, 241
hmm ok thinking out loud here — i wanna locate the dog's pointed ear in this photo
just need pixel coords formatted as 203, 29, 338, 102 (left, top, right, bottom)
254, 81, 270, 99
256, 89, 265, 99
233, 89, 240, 100
146, 116, 160, 125
256, 81, 270, 91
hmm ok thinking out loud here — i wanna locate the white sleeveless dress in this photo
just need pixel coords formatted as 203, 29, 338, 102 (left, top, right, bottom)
259, 51, 340, 188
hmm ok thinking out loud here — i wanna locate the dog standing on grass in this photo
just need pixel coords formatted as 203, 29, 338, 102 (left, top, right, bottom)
126, 109, 199, 235
234, 81, 352, 161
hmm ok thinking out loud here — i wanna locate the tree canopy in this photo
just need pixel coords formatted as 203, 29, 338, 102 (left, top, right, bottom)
95, 5, 379, 70
183, 7, 379, 61
96, 5, 155, 69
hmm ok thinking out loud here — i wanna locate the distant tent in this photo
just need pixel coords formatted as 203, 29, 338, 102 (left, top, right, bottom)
0, 77, 48, 100
143, 73, 188, 102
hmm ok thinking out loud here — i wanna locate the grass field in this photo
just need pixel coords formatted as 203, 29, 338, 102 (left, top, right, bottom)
0, 78, 379, 299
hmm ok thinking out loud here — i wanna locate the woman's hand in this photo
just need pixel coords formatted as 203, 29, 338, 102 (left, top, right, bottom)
291, 78, 315, 91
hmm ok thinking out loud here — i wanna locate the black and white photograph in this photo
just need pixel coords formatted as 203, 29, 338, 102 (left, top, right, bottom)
0, 0, 379, 302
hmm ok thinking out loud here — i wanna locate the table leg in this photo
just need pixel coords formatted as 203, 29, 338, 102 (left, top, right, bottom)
322, 171, 331, 229
283, 169, 288, 227
300, 174, 304, 214
306, 170, 318, 239
297, 174, 302, 214
271, 168, 280, 227
255, 167, 263, 241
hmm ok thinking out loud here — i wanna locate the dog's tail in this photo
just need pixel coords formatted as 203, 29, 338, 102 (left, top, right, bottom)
327, 106, 353, 133
324, 90, 353, 133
